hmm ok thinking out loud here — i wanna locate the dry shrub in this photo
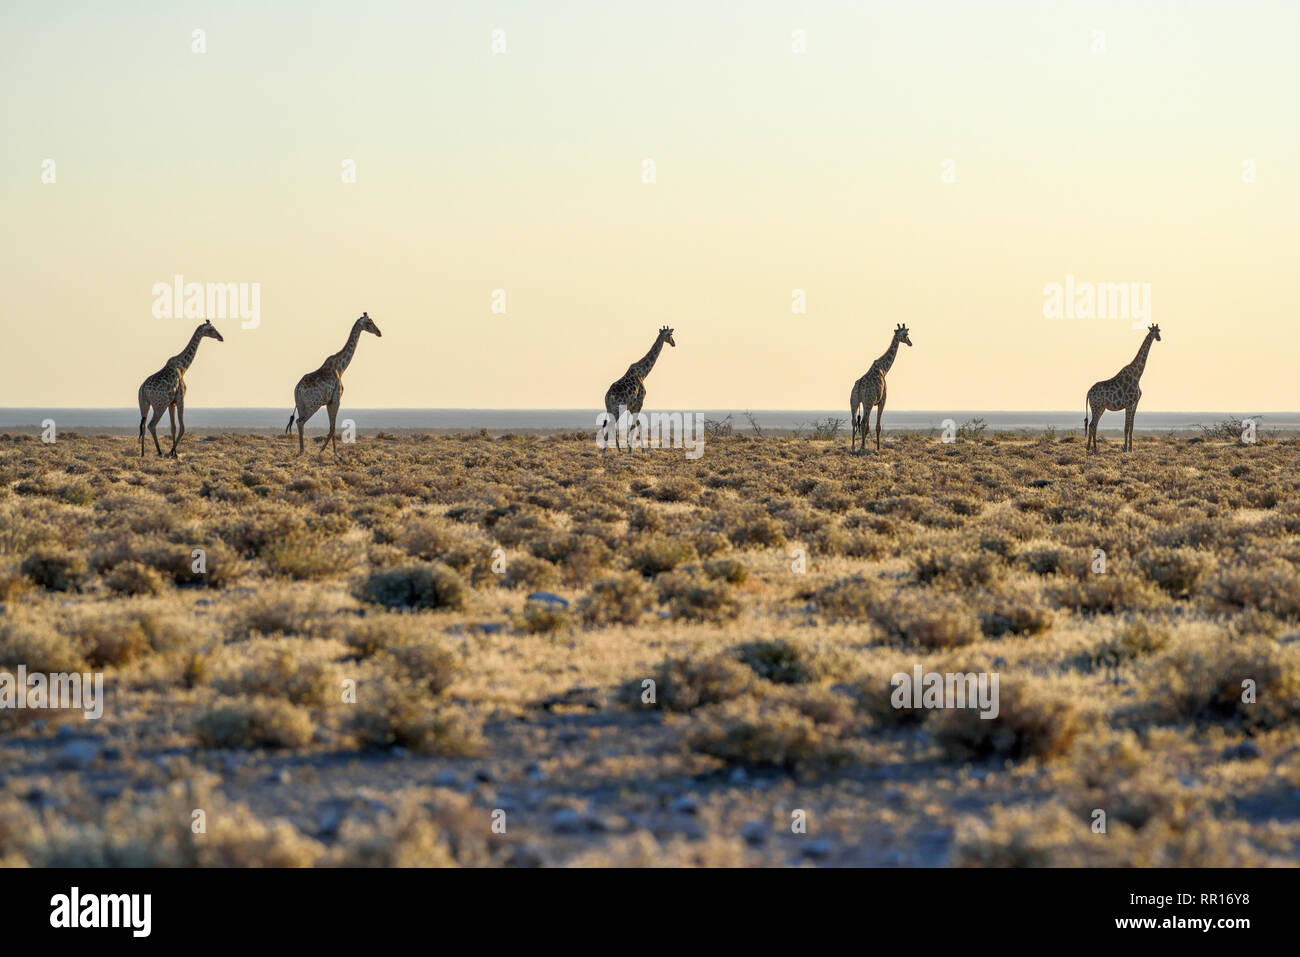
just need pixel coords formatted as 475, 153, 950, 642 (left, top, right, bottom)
874, 591, 982, 649
1079, 620, 1169, 671
847, 668, 929, 726
811, 575, 884, 619
579, 573, 653, 626
263, 530, 358, 580
685, 699, 855, 770
568, 832, 754, 868
733, 639, 828, 685
977, 586, 1054, 637
514, 601, 572, 633
395, 515, 463, 560
358, 563, 467, 611
103, 560, 166, 596
214, 648, 340, 707
1202, 560, 1300, 619
930, 682, 1082, 762
336, 789, 497, 867
193, 698, 315, 749
1137, 547, 1211, 598
627, 537, 698, 577
1050, 570, 1166, 614
0, 619, 87, 673
1143, 634, 1299, 728
503, 554, 560, 590
62, 607, 190, 668
619, 654, 753, 712
20, 551, 87, 592
229, 589, 333, 639
382, 640, 460, 696
350, 679, 482, 755
656, 571, 741, 622
912, 547, 1002, 587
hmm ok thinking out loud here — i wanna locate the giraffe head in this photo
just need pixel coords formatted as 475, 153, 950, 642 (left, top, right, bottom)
358, 312, 382, 337
200, 320, 224, 342
894, 323, 912, 347
1148, 323, 1161, 342
659, 326, 676, 347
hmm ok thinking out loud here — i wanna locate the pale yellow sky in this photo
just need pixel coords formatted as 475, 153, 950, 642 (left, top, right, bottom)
2, 1, 1297, 410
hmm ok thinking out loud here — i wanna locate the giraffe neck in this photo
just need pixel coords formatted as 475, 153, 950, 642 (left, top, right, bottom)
1127, 333, 1155, 378
170, 326, 208, 372
328, 321, 365, 374
628, 336, 665, 380
875, 337, 901, 374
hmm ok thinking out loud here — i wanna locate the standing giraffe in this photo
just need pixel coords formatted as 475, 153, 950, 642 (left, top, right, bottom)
1084, 324, 1162, 453
849, 324, 912, 452
284, 312, 383, 456
137, 320, 224, 458
603, 326, 676, 450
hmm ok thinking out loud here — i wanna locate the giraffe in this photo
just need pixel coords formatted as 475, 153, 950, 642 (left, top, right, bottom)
603, 326, 676, 450
284, 312, 383, 456
849, 324, 912, 452
1084, 324, 1162, 453
137, 320, 224, 458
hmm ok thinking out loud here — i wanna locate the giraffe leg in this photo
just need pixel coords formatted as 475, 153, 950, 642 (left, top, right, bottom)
138, 392, 149, 458
171, 394, 187, 456
875, 402, 885, 452
321, 400, 339, 458
148, 406, 164, 456
1124, 405, 1136, 453
165, 404, 177, 456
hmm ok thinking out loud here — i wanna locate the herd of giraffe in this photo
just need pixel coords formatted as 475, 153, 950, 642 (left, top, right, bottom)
136, 314, 1162, 457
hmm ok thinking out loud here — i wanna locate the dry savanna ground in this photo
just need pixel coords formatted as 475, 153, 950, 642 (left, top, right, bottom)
1, 428, 1298, 867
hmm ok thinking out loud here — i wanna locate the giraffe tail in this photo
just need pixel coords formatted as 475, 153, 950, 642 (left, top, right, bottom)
285, 410, 296, 434
1083, 396, 1089, 433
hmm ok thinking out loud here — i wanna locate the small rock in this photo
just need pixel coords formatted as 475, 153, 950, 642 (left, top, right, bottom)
671, 795, 700, 815
479, 622, 505, 634
552, 808, 583, 833
390, 746, 409, 759
526, 592, 569, 608
474, 768, 495, 783
992, 657, 1007, 669
55, 725, 75, 741
101, 746, 122, 762
506, 842, 545, 868
1222, 740, 1261, 761
56, 739, 99, 770
800, 840, 832, 860
524, 763, 546, 782
729, 767, 748, 785
317, 812, 341, 836
740, 821, 767, 845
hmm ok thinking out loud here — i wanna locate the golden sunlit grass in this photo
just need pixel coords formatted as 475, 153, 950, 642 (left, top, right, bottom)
0, 429, 1297, 866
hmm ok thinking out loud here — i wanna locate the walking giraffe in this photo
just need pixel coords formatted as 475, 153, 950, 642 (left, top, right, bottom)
1084, 324, 1162, 453
284, 312, 383, 456
849, 324, 912, 452
137, 320, 224, 458
603, 326, 675, 450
